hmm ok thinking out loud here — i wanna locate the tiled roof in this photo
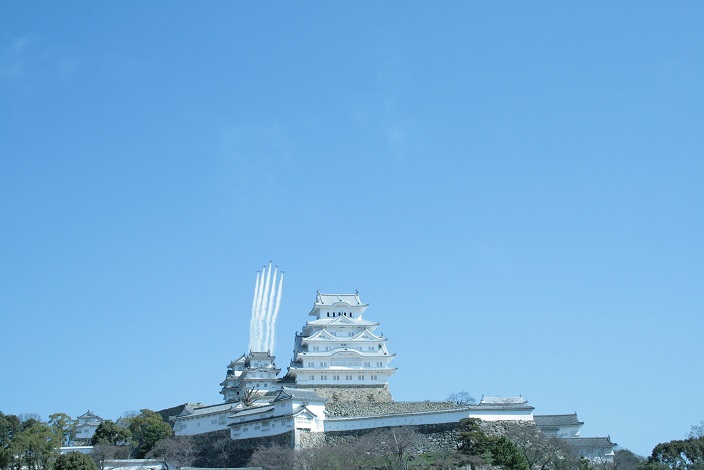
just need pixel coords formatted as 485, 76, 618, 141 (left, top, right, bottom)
176, 403, 236, 418
315, 293, 366, 307
274, 387, 326, 403
229, 405, 275, 418
479, 396, 528, 406
562, 437, 617, 448
77, 410, 101, 419
534, 414, 583, 427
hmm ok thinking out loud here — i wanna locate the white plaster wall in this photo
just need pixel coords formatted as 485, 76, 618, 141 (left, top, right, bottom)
173, 410, 230, 436
230, 416, 294, 439
324, 408, 533, 432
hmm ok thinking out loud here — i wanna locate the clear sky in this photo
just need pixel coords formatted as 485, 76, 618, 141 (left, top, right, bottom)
1, 1, 702, 458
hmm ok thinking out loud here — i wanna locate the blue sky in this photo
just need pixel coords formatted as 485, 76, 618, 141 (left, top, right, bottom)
1, 1, 703, 457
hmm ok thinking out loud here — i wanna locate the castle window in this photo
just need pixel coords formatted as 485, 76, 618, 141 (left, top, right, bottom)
345, 375, 352, 380
327, 312, 330, 317
364, 362, 370, 367
359, 375, 365, 380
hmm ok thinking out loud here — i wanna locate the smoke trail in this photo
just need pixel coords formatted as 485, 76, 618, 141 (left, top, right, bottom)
248, 271, 261, 352
268, 272, 284, 353
257, 262, 273, 351
253, 265, 267, 351
263, 266, 278, 352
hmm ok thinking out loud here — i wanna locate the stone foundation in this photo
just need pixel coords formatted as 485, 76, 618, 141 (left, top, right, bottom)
297, 384, 394, 403
325, 400, 465, 417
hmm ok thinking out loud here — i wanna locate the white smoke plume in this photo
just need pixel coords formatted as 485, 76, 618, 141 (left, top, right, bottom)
267, 273, 284, 352
247, 262, 284, 353
248, 271, 261, 352
263, 265, 278, 352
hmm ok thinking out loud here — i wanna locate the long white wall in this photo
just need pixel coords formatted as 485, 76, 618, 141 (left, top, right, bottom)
324, 407, 533, 432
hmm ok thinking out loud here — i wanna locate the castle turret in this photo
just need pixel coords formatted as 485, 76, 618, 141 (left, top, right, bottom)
283, 292, 396, 401
220, 351, 281, 402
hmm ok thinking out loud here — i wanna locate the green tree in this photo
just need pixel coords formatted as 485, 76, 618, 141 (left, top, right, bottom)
12, 420, 60, 470
0, 412, 21, 470
457, 418, 493, 460
55, 452, 98, 470
491, 435, 530, 470
646, 436, 704, 470
457, 418, 527, 470
689, 421, 704, 440
90, 420, 131, 446
125, 410, 172, 458
49, 413, 76, 446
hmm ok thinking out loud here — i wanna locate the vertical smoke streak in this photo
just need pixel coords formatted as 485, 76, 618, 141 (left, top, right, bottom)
263, 266, 278, 352
248, 271, 261, 352
257, 262, 273, 350
268, 272, 284, 353
254, 265, 267, 351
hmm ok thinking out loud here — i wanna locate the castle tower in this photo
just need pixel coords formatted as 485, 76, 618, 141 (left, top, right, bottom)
283, 292, 396, 402
220, 351, 281, 402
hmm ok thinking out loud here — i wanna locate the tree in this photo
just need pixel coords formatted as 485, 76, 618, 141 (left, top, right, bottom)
55, 452, 98, 470
124, 410, 172, 458
91, 444, 129, 470
457, 418, 493, 459
357, 427, 422, 470
448, 391, 477, 405
456, 419, 528, 470
147, 436, 195, 469
506, 424, 570, 470
0, 412, 21, 470
90, 420, 131, 446
491, 435, 531, 470
247, 446, 295, 470
12, 420, 60, 470
592, 449, 644, 470
209, 435, 236, 468
49, 413, 76, 446
688, 421, 704, 440
241, 388, 259, 407
647, 436, 704, 470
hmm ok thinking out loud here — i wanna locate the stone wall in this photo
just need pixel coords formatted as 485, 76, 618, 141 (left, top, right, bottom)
297, 420, 535, 452
325, 400, 465, 417
306, 422, 460, 453
299, 384, 394, 403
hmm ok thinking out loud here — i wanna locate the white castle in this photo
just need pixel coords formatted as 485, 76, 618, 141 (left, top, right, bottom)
169, 268, 615, 459
172, 287, 533, 441
282, 291, 396, 392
